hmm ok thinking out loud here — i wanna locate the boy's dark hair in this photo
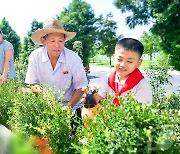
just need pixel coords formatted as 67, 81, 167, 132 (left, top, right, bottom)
115, 38, 144, 58
0, 29, 2, 33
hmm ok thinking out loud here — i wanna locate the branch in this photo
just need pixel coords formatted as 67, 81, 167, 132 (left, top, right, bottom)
154, 20, 174, 51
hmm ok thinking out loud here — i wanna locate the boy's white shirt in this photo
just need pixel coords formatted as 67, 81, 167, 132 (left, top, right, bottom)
98, 73, 152, 105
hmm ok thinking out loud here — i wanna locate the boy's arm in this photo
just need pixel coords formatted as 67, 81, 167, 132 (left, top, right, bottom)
95, 74, 110, 101
135, 79, 152, 105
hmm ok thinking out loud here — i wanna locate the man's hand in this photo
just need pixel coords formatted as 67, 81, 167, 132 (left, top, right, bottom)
92, 93, 104, 104
31, 84, 41, 95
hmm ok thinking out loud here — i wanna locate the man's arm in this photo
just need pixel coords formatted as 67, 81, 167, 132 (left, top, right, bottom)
25, 51, 40, 94
69, 88, 83, 108
92, 93, 104, 103
0, 49, 13, 83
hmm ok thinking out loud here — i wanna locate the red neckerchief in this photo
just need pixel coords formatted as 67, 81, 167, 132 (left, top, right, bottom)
108, 68, 144, 106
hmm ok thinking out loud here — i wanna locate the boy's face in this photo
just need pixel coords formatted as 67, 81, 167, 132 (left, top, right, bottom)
113, 48, 142, 80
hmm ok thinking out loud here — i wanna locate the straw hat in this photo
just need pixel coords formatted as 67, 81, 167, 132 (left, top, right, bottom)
31, 19, 76, 45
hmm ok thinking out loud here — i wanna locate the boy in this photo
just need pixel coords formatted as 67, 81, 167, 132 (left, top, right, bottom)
93, 38, 152, 106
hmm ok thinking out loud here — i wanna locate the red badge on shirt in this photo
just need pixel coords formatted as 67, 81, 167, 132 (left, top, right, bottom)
63, 71, 69, 74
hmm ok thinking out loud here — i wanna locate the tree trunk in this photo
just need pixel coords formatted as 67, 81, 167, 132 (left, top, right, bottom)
109, 57, 111, 66
149, 54, 152, 68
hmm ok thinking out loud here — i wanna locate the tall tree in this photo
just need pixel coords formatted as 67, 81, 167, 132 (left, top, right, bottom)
0, 18, 21, 59
96, 13, 118, 66
21, 19, 43, 64
140, 32, 160, 61
114, 0, 180, 70
57, 0, 97, 66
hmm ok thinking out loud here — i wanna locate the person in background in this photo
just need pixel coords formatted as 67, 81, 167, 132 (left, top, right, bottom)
93, 38, 152, 106
25, 19, 88, 134
0, 30, 16, 84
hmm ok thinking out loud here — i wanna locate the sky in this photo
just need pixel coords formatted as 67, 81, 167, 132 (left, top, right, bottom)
0, 0, 152, 42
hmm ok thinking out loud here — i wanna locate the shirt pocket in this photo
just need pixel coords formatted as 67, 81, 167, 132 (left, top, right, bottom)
60, 73, 72, 90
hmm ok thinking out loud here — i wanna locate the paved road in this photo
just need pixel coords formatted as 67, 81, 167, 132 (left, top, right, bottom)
88, 65, 180, 95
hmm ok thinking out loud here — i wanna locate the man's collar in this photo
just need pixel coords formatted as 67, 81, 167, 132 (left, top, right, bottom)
59, 49, 65, 63
42, 47, 66, 63
42, 47, 49, 62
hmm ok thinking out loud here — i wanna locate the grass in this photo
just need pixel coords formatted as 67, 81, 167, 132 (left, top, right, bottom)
140, 60, 158, 69
89, 57, 158, 69
89, 57, 114, 67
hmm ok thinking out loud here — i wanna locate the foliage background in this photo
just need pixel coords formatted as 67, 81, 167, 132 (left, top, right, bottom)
0, 1, 179, 152
1, 0, 179, 70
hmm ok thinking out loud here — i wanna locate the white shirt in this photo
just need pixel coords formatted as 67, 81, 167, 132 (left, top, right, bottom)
25, 47, 88, 110
98, 73, 152, 105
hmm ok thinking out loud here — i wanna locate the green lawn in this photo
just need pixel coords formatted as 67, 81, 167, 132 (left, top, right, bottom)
89, 57, 113, 67
89, 57, 158, 69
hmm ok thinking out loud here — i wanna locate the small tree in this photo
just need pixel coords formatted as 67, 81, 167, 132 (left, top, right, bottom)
140, 32, 160, 67
73, 41, 83, 60
96, 13, 118, 66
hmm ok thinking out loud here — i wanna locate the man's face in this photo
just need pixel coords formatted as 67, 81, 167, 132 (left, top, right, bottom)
41, 33, 65, 58
113, 48, 142, 80
0, 32, 3, 43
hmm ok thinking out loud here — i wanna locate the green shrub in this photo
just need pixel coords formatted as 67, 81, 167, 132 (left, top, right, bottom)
0, 79, 19, 128
165, 93, 180, 110
145, 65, 172, 103
7, 133, 38, 154
14, 58, 28, 85
0, 80, 76, 153
8, 85, 74, 153
1, 78, 179, 153
72, 93, 180, 153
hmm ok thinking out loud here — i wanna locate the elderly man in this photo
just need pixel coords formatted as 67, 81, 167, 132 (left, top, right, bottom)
25, 19, 88, 114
